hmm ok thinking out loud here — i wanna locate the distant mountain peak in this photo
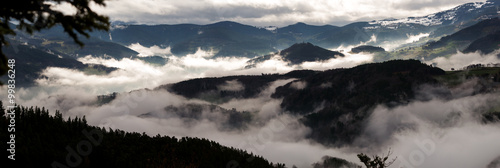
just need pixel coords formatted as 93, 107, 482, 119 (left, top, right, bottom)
245, 42, 344, 66
278, 42, 344, 64
209, 21, 243, 26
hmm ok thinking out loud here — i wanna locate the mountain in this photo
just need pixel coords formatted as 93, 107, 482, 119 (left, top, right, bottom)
1, 24, 138, 85
275, 23, 340, 48
41, 38, 139, 59
369, 1, 500, 36
247, 43, 344, 66
1, 41, 117, 86
86, 1, 499, 58
351, 45, 386, 53
425, 17, 500, 50
22, 26, 140, 60
2, 0, 497, 88
160, 59, 500, 146
100, 21, 278, 57
161, 60, 445, 145
4, 0, 497, 61
278, 22, 339, 38
278, 43, 345, 64
171, 21, 278, 57
272, 60, 446, 145
373, 17, 500, 61
2, 26, 158, 86
159, 70, 317, 103
463, 30, 500, 54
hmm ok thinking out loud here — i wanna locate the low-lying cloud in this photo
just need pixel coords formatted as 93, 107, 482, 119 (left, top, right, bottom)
3, 44, 500, 168
355, 81, 500, 168
127, 43, 172, 57
1, 45, 375, 166
300, 52, 373, 70
4, 76, 361, 167
31, 45, 373, 96
430, 50, 500, 71
406, 33, 430, 44
217, 80, 245, 92
13, 72, 500, 167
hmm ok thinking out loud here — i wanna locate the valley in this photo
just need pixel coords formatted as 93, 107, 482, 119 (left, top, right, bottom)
2, 0, 500, 167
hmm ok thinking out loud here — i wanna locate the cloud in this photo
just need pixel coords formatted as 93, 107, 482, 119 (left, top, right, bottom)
5, 45, 500, 168
78, 0, 486, 26
127, 43, 172, 57
30, 44, 372, 96
219, 79, 295, 120
290, 81, 307, 90
20, 71, 500, 168
300, 52, 374, 70
217, 80, 245, 91
1, 46, 371, 166
2, 73, 360, 168
406, 33, 430, 44
354, 82, 500, 168
429, 49, 500, 71
34, 49, 249, 94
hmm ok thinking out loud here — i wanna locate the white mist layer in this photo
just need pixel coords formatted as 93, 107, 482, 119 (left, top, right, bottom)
332, 31, 434, 52
429, 50, 500, 71
127, 43, 172, 57
405, 33, 430, 44
361, 92, 500, 168
4, 79, 361, 168
11, 75, 500, 168
32, 45, 373, 95
2, 44, 500, 168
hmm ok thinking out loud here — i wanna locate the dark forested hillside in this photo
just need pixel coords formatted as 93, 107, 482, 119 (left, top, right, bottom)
273, 60, 445, 113
350, 45, 386, 53
247, 43, 344, 66
278, 43, 344, 64
0, 103, 282, 168
160, 70, 317, 102
272, 60, 446, 145
166, 60, 448, 146
157, 59, 500, 147
1, 43, 117, 87
463, 30, 500, 54
425, 18, 500, 51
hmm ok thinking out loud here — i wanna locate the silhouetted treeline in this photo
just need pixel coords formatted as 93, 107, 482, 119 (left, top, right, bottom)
0, 102, 281, 168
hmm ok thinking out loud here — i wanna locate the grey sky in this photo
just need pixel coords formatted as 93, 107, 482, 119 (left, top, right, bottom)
81, 0, 487, 26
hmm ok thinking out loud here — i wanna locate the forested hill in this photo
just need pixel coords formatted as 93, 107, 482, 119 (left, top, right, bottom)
159, 70, 317, 101
163, 60, 451, 146
0, 103, 283, 168
272, 60, 446, 145
247, 42, 344, 66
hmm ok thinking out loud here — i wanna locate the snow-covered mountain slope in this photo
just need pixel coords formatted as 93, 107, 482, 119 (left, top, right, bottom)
368, 1, 499, 27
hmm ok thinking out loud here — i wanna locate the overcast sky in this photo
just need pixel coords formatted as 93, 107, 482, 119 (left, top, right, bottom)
85, 0, 486, 27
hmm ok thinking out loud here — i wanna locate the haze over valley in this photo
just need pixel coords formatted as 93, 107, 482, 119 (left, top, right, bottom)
2, 0, 500, 168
